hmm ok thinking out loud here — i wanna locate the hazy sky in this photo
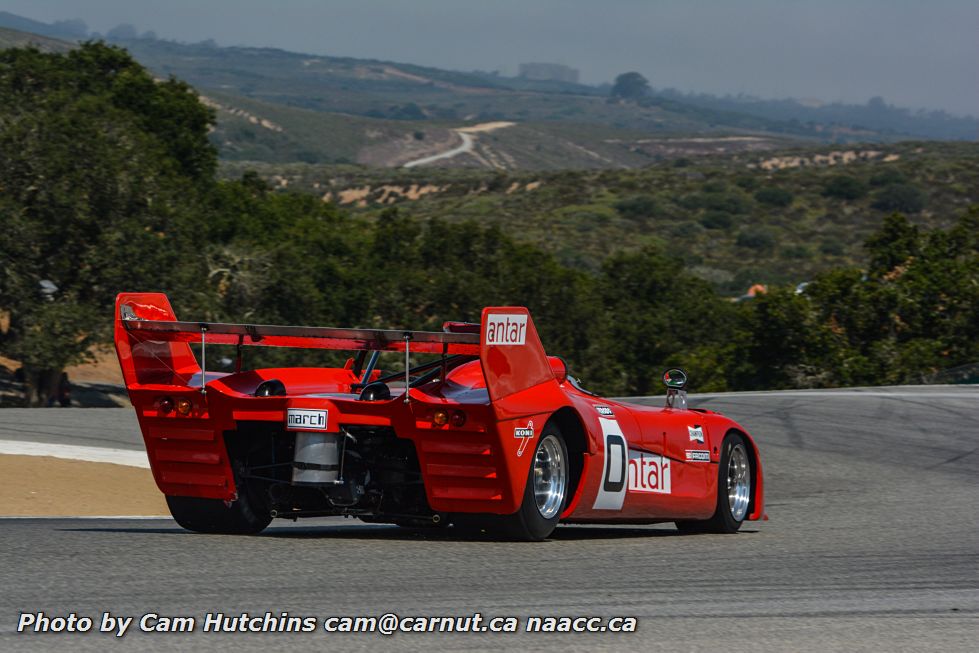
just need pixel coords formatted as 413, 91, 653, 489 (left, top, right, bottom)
5, 0, 977, 115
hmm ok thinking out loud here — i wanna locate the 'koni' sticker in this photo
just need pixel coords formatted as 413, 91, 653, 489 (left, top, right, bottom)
514, 420, 534, 457
485, 314, 527, 346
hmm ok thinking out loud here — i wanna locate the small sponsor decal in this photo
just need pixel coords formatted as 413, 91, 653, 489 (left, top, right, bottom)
287, 408, 328, 430
514, 420, 534, 457
485, 313, 527, 346
685, 450, 711, 462
594, 405, 614, 416
628, 451, 671, 494
688, 425, 705, 443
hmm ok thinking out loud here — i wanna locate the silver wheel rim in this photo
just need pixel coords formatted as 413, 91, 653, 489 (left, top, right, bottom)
727, 443, 751, 522
533, 434, 567, 520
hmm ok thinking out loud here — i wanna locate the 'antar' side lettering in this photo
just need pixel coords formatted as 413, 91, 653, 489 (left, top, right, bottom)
485, 314, 527, 346
627, 452, 671, 494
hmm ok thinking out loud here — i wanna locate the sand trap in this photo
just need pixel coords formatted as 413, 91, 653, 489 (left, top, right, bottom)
0, 455, 168, 517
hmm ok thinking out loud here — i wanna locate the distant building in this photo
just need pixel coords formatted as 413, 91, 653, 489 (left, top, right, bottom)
518, 63, 579, 84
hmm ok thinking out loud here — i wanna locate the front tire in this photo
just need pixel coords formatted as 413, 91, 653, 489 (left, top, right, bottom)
499, 425, 569, 541
676, 432, 751, 534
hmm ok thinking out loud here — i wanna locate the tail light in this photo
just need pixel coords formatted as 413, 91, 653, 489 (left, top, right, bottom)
432, 410, 449, 426
157, 397, 174, 414
450, 410, 467, 427
175, 397, 193, 415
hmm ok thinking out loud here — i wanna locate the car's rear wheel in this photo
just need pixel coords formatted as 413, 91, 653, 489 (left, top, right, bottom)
166, 461, 271, 534
166, 494, 271, 534
676, 432, 751, 534
499, 425, 569, 541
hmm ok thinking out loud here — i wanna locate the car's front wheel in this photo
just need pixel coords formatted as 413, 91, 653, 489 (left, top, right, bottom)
499, 425, 569, 541
676, 432, 751, 534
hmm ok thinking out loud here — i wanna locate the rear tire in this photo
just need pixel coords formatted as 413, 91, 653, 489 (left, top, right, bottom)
166, 491, 271, 534
499, 425, 569, 541
166, 462, 271, 534
675, 432, 751, 535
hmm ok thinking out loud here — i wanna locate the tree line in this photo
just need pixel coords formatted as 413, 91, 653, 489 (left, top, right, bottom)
1, 44, 976, 404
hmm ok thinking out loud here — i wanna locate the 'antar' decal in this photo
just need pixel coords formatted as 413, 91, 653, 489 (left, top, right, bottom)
514, 420, 534, 457
486, 314, 527, 346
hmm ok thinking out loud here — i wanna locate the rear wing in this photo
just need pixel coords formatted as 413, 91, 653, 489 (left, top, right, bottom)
114, 293, 479, 387
115, 294, 557, 402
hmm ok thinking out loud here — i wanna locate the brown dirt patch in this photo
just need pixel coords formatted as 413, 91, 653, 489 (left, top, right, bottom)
0, 455, 168, 516
66, 345, 124, 385
2, 345, 124, 385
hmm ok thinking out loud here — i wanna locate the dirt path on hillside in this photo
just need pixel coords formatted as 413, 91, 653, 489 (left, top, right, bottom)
402, 121, 516, 168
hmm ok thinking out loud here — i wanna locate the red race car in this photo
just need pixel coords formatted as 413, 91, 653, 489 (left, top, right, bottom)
114, 293, 764, 540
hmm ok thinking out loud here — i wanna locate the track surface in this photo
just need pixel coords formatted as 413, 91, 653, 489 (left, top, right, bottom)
1, 386, 977, 651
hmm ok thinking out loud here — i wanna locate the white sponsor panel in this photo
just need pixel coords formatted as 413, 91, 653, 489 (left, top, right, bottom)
688, 425, 705, 443
627, 451, 671, 494
592, 417, 628, 510
514, 420, 535, 457
685, 450, 711, 462
286, 408, 328, 430
485, 313, 527, 346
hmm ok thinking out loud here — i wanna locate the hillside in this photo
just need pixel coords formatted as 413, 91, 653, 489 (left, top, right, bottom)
4, 15, 972, 171
205, 89, 788, 168
118, 37, 793, 132
116, 37, 815, 168
655, 89, 978, 142
0, 25, 802, 169
222, 140, 979, 293
3, 41, 976, 399
0, 26, 73, 53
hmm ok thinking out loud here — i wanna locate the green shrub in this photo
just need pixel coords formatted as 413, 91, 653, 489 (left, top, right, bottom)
735, 175, 760, 191
869, 168, 907, 187
700, 210, 733, 230
613, 194, 659, 219
754, 186, 794, 207
737, 227, 776, 250
682, 191, 751, 214
783, 244, 811, 259
819, 239, 845, 255
871, 184, 925, 213
822, 175, 868, 200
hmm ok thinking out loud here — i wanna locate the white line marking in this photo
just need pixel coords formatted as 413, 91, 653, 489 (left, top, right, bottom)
0, 440, 149, 468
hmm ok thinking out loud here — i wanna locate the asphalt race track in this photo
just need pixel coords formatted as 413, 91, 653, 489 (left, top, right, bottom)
1, 386, 977, 651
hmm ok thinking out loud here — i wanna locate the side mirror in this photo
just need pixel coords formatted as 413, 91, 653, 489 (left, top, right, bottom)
663, 368, 688, 409
663, 368, 688, 390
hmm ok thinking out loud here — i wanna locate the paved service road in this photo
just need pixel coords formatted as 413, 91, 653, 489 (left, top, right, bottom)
1, 386, 977, 651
